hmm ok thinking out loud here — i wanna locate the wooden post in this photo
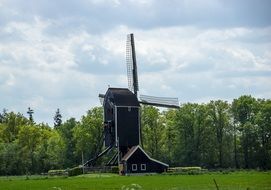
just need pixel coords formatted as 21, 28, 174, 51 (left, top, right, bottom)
82, 151, 85, 174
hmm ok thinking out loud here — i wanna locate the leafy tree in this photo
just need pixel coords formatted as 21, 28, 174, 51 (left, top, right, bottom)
161, 109, 178, 165
232, 95, 258, 168
141, 106, 164, 159
57, 118, 78, 167
174, 103, 196, 165
73, 107, 103, 165
17, 125, 42, 174
0, 111, 28, 143
30, 123, 65, 172
47, 131, 65, 168
208, 100, 231, 168
255, 99, 271, 169
0, 95, 271, 175
174, 103, 215, 167
0, 142, 20, 175
36, 129, 65, 172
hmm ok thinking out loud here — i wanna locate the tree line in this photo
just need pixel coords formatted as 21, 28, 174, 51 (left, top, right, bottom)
0, 95, 270, 175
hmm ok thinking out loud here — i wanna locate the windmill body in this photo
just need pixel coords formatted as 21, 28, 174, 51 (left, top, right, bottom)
103, 88, 140, 150
84, 34, 178, 174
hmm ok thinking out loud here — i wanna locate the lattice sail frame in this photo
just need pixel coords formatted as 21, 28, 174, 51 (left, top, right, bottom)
126, 33, 179, 108
139, 94, 179, 108
126, 34, 139, 94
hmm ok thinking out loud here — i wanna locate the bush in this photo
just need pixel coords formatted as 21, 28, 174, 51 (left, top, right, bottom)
111, 166, 119, 174
48, 169, 68, 176
68, 167, 83, 176
167, 167, 205, 175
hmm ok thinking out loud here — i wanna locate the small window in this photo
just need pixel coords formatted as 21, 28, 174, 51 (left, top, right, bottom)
141, 164, 146, 171
132, 164, 137, 171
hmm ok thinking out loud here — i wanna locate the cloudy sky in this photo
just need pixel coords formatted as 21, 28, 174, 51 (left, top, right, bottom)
0, 0, 270, 125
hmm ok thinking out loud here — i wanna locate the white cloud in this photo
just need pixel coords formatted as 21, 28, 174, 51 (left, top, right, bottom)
0, 1, 270, 125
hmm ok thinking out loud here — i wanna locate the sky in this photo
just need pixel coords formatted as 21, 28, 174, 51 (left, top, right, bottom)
0, 0, 271, 126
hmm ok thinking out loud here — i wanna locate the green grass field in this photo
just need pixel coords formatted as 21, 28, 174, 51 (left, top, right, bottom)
0, 171, 270, 190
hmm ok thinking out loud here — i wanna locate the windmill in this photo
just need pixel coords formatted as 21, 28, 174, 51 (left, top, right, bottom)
84, 34, 179, 174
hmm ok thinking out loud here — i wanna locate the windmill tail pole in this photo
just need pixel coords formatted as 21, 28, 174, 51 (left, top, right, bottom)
84, 145, 113, 167
213, 179, 220, 190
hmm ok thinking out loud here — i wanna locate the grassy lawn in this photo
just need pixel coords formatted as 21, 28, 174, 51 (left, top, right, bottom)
0, 171, 270, 190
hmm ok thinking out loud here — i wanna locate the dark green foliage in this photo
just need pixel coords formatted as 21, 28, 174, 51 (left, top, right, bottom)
0, 96, 271, 176
141, 106, 163, 159
0, 142, 20, 175
0, 113, 3, 123
111, 166, 119, 173
53, 108, 62, 129
254, 99, 271, 169
167, 167, 204, 175
68, 167, 83, 176
208, 100, 230, 168
172, 103, 214, 167
73, 107, 103, 166
232, 96, 263, 169
0, 109, 8, 124
27, 107, 34, 124
0, 111, 65, 175
48, 169, 68, 176
57, 118, 78, 168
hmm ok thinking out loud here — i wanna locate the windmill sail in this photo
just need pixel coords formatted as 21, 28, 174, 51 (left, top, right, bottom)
126, 33, 139, 95
139, 94, 179, 108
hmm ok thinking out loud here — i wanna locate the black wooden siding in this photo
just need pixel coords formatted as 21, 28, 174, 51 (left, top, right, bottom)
117, 107, 139, 147
125, 148, 167, 173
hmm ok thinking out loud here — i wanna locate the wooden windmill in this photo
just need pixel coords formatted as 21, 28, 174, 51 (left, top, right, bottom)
84, 34, 179, 174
